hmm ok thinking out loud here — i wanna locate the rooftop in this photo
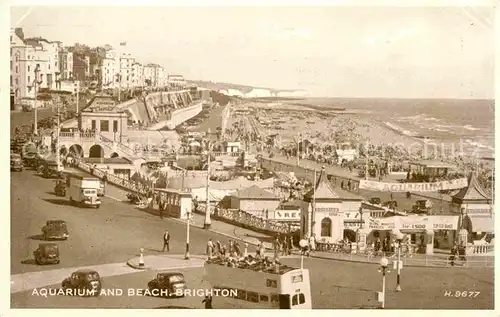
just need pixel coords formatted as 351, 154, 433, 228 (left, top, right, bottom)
232, 185, 279, 200
452, 173, 491, 204
304, 166, 363, 201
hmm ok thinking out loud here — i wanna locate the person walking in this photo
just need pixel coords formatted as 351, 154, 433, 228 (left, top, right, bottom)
162, 230, 170, 252
158, 198, 164, 219
282, 236, 288, 256
202, 295, 213, 309
206, 238, 214, 258
309, 234, 316, 253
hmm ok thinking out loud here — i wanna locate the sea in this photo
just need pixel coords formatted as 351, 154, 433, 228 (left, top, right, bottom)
290, 98, 495, 159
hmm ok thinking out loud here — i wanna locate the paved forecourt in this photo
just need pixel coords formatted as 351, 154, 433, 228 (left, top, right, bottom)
11, 256, 494, 309
10, 169, 262, 275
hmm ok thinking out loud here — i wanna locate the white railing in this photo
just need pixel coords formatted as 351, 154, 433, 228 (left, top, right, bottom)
471, 245, 494, 255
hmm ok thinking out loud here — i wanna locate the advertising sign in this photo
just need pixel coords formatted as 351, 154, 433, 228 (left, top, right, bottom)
431, 216, 459, 230
359, 178, 468, 192
399, 216, 429, 230
270, 210, 301, 222
368, 217, 396, 230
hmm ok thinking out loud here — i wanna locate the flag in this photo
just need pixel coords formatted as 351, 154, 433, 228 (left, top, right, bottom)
120, 42, 127, 46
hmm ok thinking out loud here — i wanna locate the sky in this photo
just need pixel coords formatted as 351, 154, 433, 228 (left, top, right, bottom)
10, 6, 495, 98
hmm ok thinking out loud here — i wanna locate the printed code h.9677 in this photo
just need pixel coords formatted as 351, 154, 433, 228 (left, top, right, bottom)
444, 291, 480, 298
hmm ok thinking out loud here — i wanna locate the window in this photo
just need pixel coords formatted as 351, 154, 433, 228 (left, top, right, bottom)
246, 291, 259, 303
113, 120, 118, 132
10, 61, 12, 71
28, 76, 31, 83
28, 65, 30, 72
15, 78, 18, 85
321, 217, 332, 237
91, 120, 96, 130
100, 120, 109, 132
299, 293, 305, 304
259, 294, 269, 303
15, 66, 18, 73
236, 289, 246, 300
10, 76, 12, 85
270, 294, 279, 304
292, 294, 298, 306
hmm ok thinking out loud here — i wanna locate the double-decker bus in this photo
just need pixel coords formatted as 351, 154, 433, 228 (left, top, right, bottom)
203, 261, 312, 309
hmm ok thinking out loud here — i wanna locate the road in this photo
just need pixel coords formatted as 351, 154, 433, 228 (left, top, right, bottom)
11, 168, 261, 276
10, 96, 88, 133
11, 256, 494, 309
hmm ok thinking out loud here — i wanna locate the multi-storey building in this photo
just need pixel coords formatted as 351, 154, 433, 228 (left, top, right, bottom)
167, 74, 187, 89
119, 53, 134, 89
72, 52, 88, 81
11, 30, 61, 106
58, 48, 73, 80
131, 61, 144, 88
143, 63, 165, 88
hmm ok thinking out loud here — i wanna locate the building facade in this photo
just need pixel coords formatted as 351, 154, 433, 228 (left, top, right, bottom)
11, 31, 61, 106
58, 48, 74, 80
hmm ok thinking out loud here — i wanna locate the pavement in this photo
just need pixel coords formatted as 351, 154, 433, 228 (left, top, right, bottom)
126, 254, 206, 270
10, 168, 264, 289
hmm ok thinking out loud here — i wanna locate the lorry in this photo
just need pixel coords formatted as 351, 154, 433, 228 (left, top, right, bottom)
66, 172, 102, 208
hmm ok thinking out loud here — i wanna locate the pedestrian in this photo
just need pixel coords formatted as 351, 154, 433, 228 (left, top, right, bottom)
289, 235, 294, 252
273, 237, 281, 260
159, 199, 164, 219
309, 234, 316, 252
202, 295, 213, 309
162, 230, 170, 252
347, 179, 352, 191
375, 237, 381, 252
340, 180, 344, 190
282, 237, 288, 256
450, 243, 458, 266
206, 238, 214, 258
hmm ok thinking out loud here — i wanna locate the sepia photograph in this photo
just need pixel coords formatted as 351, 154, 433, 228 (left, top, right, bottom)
9, 4, 495, 310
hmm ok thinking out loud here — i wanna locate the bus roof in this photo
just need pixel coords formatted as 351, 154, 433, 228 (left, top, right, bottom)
204, 261, 307, 294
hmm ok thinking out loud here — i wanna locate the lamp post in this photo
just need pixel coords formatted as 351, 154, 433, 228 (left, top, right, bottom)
378, 255, 389, 309
33, 65, 41, 135
356, 207, 364, 254
185, 210, 191, 260
204, 130, 212, 229
394, 231, 404, 292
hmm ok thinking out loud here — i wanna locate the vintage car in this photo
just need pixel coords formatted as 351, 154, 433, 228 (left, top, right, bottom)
369, 197, 382, 205
42, 220, 69, 240
412, 200, 432, 214
147, 272, 187, 298
61, 269, 102, 296
383, 200, 398, 210
54, 180, 67, 197
11, 153, 23, 171
33, 243, 60, 265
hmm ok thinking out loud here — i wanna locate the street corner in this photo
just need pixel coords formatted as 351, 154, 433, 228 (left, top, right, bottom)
127, 254, 206, 271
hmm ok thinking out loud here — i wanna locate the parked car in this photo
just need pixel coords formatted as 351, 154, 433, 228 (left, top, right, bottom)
33, 243, 60, 265
383, 200, 398, 210
147, 272, 187, 298
42, 220, 69, 240
54, 180, 67, 197
61, 270, 102, 296
369, 197, 382, 205
10, 153, 23, 171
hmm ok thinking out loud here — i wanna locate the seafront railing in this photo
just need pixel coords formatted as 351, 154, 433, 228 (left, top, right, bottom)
73, 160, 291, 235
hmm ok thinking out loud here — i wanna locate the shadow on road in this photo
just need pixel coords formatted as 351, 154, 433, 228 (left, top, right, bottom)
27, 234, 46, 241
21, 259, 37, 265
154, 306, 192, 309
145, 248, 163, 253
42, 198, 72, 206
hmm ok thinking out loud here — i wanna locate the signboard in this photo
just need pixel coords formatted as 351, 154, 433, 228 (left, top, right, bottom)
467, 208, 492, 215
431, 216, 459, 230
359, 178, 468, 192
399, 216, 430, 230
368, 218, 396, 230
271, 210, 301, 222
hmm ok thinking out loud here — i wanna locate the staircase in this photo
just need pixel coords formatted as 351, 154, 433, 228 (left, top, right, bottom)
98, 134, 139, 159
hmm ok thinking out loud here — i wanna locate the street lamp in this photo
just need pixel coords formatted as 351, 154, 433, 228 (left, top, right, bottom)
33, 65, 41, 135
185, 210, 191, 260
378, 255, 390, 309
393, 231, 404, 292
356, 207, 364, 254
204, 130, 212, 230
